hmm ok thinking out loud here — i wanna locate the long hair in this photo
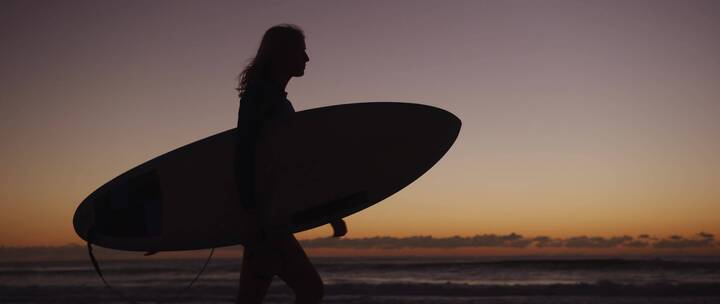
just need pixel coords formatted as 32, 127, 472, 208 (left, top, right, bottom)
236, 24, 305, 93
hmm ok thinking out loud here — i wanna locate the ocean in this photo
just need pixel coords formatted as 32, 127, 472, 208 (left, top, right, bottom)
2, 256, 719, 303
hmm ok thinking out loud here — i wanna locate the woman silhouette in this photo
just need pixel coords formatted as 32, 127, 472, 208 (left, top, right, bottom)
234, 24, 341, 304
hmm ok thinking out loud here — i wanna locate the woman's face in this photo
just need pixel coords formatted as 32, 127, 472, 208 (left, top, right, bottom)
274, 39, 309, 77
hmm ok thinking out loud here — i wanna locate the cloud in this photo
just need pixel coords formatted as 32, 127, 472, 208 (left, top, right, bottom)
532, 236, 565, 248
300, 233, 534, 249
698, 232, 714, 239
624, 241, 650, 248
299, 233, 718, 250
653, 233, 716, 249
564, 236, 633, 248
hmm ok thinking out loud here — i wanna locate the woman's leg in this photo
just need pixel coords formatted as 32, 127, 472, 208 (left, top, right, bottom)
275, 233, 324, 304
236, 244, 278, 304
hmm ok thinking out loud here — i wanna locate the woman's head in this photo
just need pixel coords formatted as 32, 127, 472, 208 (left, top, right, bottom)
237, 24, 309, 93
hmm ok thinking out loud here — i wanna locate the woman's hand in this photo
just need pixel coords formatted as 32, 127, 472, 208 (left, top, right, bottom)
330, 219, 347, 237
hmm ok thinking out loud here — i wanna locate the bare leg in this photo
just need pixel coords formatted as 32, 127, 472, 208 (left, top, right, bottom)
237, 229, 323, 304
236, 244, 278, 304
275, 233, 324, 304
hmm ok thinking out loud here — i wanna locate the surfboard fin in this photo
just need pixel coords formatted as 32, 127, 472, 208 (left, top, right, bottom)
330, 219, 347, 237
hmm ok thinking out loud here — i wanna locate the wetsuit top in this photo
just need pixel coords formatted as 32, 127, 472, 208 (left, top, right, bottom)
234, 79, 295, 210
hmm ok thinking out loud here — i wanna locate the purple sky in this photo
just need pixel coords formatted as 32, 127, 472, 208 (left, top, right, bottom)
1, 0, 720, 246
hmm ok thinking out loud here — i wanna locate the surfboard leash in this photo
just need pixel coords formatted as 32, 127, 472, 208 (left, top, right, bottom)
87, 241, 142, 304
161, 246, 216, 304
86, 239, 215, 303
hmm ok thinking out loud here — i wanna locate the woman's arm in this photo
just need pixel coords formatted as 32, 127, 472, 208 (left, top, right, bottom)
234, 87, 268, 210
235, 85, 290, 242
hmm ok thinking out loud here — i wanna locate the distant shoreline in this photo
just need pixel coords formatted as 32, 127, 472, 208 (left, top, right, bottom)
1, 243, 719, 262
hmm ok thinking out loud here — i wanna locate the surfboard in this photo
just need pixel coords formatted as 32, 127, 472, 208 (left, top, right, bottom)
73, 102, 461, 252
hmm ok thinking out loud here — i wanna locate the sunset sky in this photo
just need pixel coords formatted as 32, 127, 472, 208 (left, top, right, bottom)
1, 0, 719, 253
